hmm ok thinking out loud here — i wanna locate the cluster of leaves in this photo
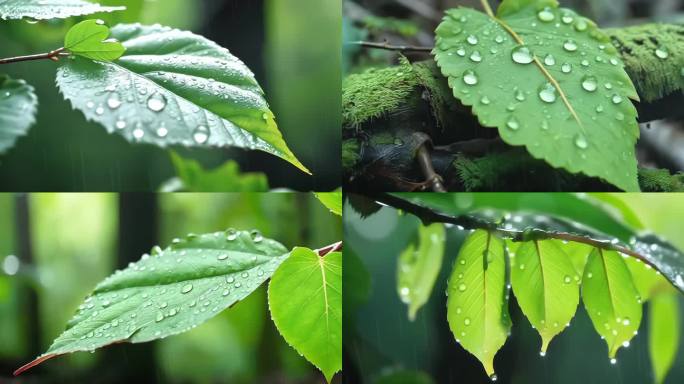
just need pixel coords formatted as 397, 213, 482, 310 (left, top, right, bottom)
0, 0, 309, 175
383, 193, 682, 383
14, 191, 343, 382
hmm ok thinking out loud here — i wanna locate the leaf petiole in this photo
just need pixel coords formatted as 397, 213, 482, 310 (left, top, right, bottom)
0, 47, 67, 65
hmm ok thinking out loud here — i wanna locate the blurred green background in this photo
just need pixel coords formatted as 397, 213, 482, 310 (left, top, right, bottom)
344, 193, 684, 384
0, 192, 342, 383
0, 0, 341, 191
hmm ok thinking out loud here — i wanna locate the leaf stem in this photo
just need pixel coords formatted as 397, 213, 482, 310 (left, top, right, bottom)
316, 241, 343, 257
480, 0, 495, 18
347, 41, 433, 53
0, 48, 67, 65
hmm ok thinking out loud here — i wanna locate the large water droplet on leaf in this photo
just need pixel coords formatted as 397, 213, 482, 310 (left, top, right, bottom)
581, 76, 598, 92
193, 126, 210, 144
466, 35, 478, 45
537, 8, 555, 22
544, 54, 556, 66
462, 70, 479, 85
574, 133, 588, 149
563, 40, 578, 52
506, 116, 520, 131
511, 45, 534, 64
147, 93, 167, 112
470, 51, 482, 62
561, 63, 572, 73
538, 83, 557, 103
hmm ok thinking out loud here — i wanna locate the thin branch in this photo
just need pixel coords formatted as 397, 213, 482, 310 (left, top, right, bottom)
367, 192, 660, 270
348, 41, 433, 53
0, 48, 66, 65
415, 144, 446, 192
316, 241, 343, 257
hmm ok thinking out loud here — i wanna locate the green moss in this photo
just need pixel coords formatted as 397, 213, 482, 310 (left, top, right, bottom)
342, 57, 419, 128
342, 139, 361, 171
638, 168, 684, 192
412, 61, 454, 129
607, 24, 684, 102
453, 150, 547, 191
362, 16, 419, 38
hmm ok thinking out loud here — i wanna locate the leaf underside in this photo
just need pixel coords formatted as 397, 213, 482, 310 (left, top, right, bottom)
56, 23, 309, 174
0, 75, 38, 154
397, 223, 445, 320
268, 248, 342, 383
446, 230, 511, 377
0, 0, 124, 20
434, 0, 640, 191
15, 229, 289, 375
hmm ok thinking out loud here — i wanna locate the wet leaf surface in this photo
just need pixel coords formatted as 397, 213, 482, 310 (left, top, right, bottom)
0, 0, 124, 20
0, 75, 38, 154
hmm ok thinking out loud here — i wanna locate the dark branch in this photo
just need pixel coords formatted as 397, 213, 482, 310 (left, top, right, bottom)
0, 48, 66, 65
348, 41, 433, 53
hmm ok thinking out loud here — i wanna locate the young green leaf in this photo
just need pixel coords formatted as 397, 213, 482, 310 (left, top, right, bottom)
160, 152, 269, 192
434, 0, 640, 191
397, 223, 445, 321
625, 255, 664, 302
64, 19, 125, 62
0, 75, 38, 154
511, 240, 580, 353
14, 229, 289, 376
315, 190, 343, 216
268, 248, 342, 383
0, 0, 124, 20
649, 293, 680, 384
581, 248, 642, 360
446, 230, 510, 379
56, 23, 310, 174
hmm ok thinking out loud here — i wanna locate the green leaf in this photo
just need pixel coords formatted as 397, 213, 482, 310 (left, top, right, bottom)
268, 248, 342, 382
0, 75, 38, 154
14, 229, 289, 375
511, 240, 580, 353
56, 23, 309, 174
0, 0, 124, 20
161, 152, 269, 192
581, 248, 642, 359
315, 190, 343, 216
64, 19, 125, 62
649, 293, 680, 384
625, 255, 664, 302
397, 223, 445, 321
434, 0, 640, 191
447, 230, 510, 378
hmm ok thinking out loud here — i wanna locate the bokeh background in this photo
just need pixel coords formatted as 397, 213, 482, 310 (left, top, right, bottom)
0, 192, 342, 383
0, 0, 341, 191
344, 193, 684, 384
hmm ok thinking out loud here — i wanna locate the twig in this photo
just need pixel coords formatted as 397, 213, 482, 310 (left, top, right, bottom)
0, 48, 66, 65
316, 241, 343, 257
348, 41, 433, 53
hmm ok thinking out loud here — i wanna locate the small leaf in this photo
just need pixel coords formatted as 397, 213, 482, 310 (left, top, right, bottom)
64, 19, 125, 62
0, 75, 38, 154
511, 240, 580, 353
624, 255, 664, 302
581, 248, 642, 359
315, 190, 343, 216
268, 248, 342, 382
397, 223, 445, 321
0, 0, 124, 20
161, 152, 269, 192
56, 23, 309, 174
649, 293, 679, 384
434, 0, 640, 191
447, 230, 510, 378
14, 229, 289, 375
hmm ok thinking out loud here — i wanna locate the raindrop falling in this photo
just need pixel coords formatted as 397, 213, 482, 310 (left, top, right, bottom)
581, 76, 598, 92
563, 40, 578, 52
193, 126, 210, 144
538, 83, 557, 103
511, 45, 534, 64
147, 93, 167, 112
462, 70, 479, 86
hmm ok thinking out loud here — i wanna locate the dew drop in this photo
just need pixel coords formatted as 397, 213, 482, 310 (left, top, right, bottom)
494, 35, 504, 44
515, 90, 526, 101
544, 54, 556, 66
193, 126, 210, 144
458, 283, 467, 292
462, 70, 479, 86
587, 272, 593, 278
561, 63, 572, 73
133, 127, 145, 140
511, 45, 534, 64
107, 94, 122, 110
610, 358, 617, 365
480, 96, 491, 105
469, 50, 482, 62
181, 284, 193, 294
464, 317, 471, 326
456, 47, 466, 57
506, 116, 520, 131
116, 118, 127, 130
561, 14, 574, 24
612, 94, 623, 104
226, 276, 235, 283
596, 105, 604, 113
156, 312, 164, 322
537, 8, 555, 22
574, 134, 588, 149
563, 275, 572, 283
563, 40, 578, 52
95, 106, 105, 115
217, 254, 229, 260
250, 230, 263, 242
581, 76, 598, 92
466, 35, 478, 45
538, 83, 557, 103
147, 93, 167, 112
574, 19, 588, 31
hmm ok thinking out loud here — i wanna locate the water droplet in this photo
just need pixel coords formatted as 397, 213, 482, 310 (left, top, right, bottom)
537, 8, 555, 22
574, 134, 588, 149
563, 275, 572, 283
458, 283, 467, 292
156, 312, 164, 322
222, 289, 230, 296
466, 35, 478, 45
250, 230, 263, 242
217, 254, 229, 260
581, 76, 598, 92
490, 374, 498, 382
541, 120, 550, 130
610, 358, 617, 365
469, 50, 482, 62
563, 40, 578, 52
456, 47, 466, 57
116, 118, 127, 130
495, 35, 504, 44
587, 272, 593, 278
574, 19, 588, 31
596, 105, 604, 113
107, 94, 122, 110
181, 284, 193, 294
622, 317, 630, 326
581, 59, 590, 67
605, 83, 613, 90
480, 96, 491, 105
147, 93, 167, 112
511, 45, 534, 64
95, 106, 105, 115
515, 90, 526, 101
506, 116, 520, 131
193, 126, 210, 144
234, 282, 242, 288
561, 63, 572, 73
464, 317, 471, 326
561, 13, 574, 24
544, 54, 556, 66
226, 276, 235, 283
539, 351, 547, 357
538, 83, 557, 103
612, 94, 623, 104
655, 47, 669, 59
133, 127, 145, 140
462, 70, 478, 85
